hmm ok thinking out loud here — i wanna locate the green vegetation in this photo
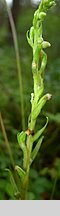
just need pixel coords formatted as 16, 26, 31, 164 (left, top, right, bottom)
0, 0, 60, 200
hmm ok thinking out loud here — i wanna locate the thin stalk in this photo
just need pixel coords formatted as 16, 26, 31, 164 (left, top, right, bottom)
4, 0, 25, 130
50, 175, 58, 200
0, 112, 15, 168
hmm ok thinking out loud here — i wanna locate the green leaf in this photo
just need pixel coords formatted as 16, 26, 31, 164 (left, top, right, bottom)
5, 169, 18, 197
15, 165, 26, 182
39, 51, 47, 74
17, 132, 27, 169
31, 136, 44, 164
26, 30, 33, 48
33, 117, 48, 142
17, 131, 26, 151
30, 26, 34, 43
17, 131, 26, 145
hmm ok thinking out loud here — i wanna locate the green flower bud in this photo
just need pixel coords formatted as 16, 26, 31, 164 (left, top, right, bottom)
49, 1, 56, 8
39, 12, 46, 21
42, 41, 51, 48
40, 0, 55, 11
32, 93, 52, 119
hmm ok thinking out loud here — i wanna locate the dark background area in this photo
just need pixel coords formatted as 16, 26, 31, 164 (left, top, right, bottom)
0, 0, 60, 200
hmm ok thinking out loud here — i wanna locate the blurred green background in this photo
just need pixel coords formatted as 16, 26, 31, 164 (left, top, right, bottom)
0, 0, 60, 200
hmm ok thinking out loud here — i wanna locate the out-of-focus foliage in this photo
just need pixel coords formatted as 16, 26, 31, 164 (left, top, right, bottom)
0, 1, 60, 199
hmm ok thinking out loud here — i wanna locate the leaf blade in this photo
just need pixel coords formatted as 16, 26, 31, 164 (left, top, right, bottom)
31, 136, 44, 164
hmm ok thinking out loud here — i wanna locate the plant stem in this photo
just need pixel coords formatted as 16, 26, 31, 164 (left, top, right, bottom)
20, 141, 31, 199
0, 112, 15, 168
4, 0, 25, 130
50, 175, 58, 200
20, 173, 29, 200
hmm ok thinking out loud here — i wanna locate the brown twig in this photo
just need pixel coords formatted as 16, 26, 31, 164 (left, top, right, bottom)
4, 0, 25, 130
0, 112, 15, 168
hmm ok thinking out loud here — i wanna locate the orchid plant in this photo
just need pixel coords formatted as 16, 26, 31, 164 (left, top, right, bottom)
7, 0, 56, 200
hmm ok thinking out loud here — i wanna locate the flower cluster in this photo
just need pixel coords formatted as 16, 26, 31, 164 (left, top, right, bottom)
17, 1, 55, 199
